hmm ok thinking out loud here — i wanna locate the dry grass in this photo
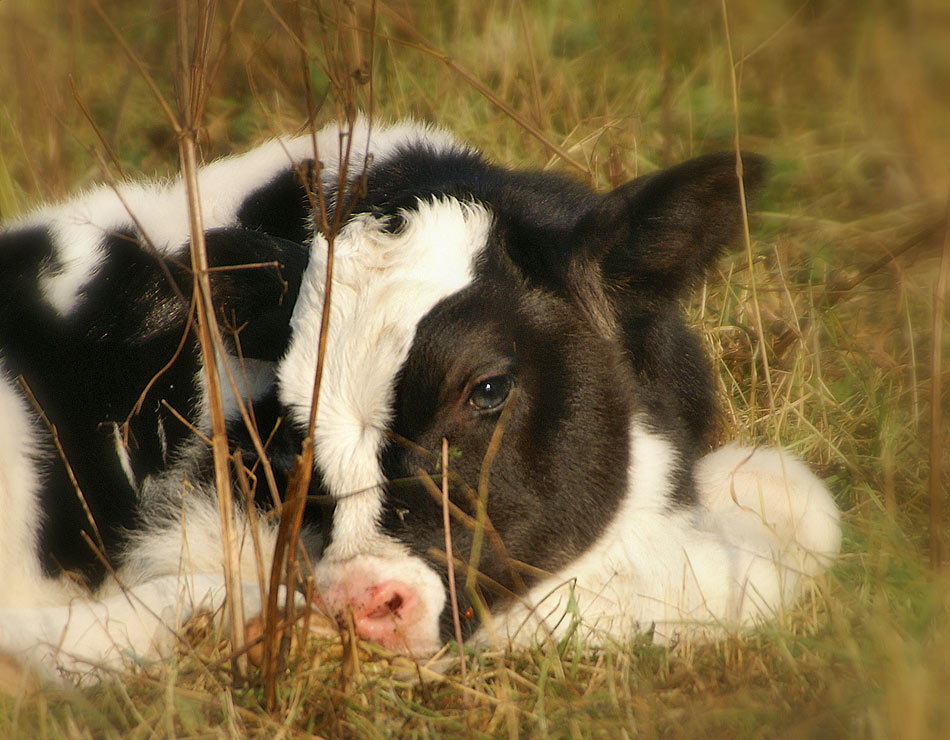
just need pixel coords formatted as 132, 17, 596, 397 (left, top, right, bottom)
1, 0, 949, 737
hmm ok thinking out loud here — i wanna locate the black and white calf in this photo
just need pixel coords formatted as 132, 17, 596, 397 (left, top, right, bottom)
0, 119, 840, 681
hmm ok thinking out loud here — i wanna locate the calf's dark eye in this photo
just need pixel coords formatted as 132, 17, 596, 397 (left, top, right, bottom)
468, 374, 514, 412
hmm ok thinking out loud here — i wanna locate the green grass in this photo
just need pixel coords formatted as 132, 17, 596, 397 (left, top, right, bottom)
1, 0, 949, 737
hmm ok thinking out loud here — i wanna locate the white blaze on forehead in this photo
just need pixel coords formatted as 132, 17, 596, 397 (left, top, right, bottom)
278, 198, 493, 559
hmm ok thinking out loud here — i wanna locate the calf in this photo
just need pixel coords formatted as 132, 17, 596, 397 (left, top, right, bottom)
0, 119, 841, 681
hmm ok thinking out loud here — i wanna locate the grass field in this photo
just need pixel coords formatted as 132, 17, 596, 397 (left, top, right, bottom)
1, 0, 949, 737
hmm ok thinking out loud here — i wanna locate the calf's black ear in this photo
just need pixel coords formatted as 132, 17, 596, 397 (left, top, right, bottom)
200, 228, 309, 361
573, 151, 768, 304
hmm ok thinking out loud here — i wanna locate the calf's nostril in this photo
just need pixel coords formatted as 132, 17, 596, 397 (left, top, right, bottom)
364, 588, 405, 620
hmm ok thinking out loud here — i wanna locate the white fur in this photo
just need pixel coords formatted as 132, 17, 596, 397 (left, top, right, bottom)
0, 486, 299, 682
693, 443, 841, 579
277, 199, 490, 649
0, 573, 278, 684
481, 424, 841, 649
279, 199, 492, 560
194, 356, 277, 432
0, 370, 85, 609
112, 494, 273, 596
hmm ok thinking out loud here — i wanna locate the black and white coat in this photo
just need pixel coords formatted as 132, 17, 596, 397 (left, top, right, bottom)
0, 119, 841, 681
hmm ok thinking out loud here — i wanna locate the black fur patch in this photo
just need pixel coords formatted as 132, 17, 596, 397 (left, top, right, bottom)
0, 226, 310, 585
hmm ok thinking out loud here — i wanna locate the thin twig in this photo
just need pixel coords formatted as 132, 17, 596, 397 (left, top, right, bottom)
262, 438, 312, 708
233, 449, 268, 598
123, 290, 198, 445
69, 77, 129, 182
441, 438, 467, 684
467, 387, 524, 600
262, 0, 369, 708
413, 465, 548, 580
515, 0, 546, 131
160, 399, 213, 446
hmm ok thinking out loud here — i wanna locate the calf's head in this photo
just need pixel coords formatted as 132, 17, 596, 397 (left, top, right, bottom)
274, 141, 766, 654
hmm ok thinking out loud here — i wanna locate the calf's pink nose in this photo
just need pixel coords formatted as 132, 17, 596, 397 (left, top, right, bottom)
328, 579, 422, 651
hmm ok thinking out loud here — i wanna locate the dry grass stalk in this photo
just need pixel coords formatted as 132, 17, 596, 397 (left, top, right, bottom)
174, 0, 248, 679
720, 0, 775, 425
374, 1, 590, 178
85, 0, 269, 683
469, 387, 523, 598
930, 202, 950, 569
262, 437, 313, 708
442, 438, 467, 684
263, 0, 374, 707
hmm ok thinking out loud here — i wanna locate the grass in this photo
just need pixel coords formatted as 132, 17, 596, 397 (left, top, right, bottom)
1, 0, 949, 736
